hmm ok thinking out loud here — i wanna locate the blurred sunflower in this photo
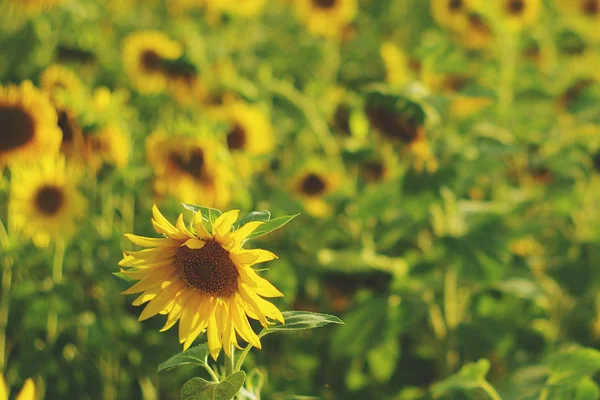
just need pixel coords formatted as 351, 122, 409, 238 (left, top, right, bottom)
122, 31, 183, 94
9, 155, 86, 248
208, 0, 267, 17
0, 81, 62, 166
165, 62, 206, 106
120, 206, 284, 359
554, 0, 600, 41
5, 0, 61, 13
380, 42, 419, 87
146, 131, 233, 208
294, 0, 357, 38
220, 101, 274, 179
358, 147, 399, 185
40, 64, 85, 100
458, 13, 493, 49
56, 107, 84, 159
291, 162, 341, 217
0, 375, 35, 400
431, 0, 479, 31
496, 0, 541, 31
84, 125, 130, 172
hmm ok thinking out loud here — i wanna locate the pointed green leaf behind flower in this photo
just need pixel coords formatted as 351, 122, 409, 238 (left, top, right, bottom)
113, 271, 136, 282
182, 204, 222, 225
246, 214, 299, 240
261, 311, 343, 336
181, 371, 246, 400
234, 211, 271, 229
158, 344, 209, 372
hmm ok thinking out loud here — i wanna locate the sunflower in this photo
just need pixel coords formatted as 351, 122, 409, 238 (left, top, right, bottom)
458, 13, 493, 49
358, 147, 399, 184
291, 163, 341, 217
431, 0, 481, 31
9, 155, 86, 248
554, 0, 600, 41
294, 0, 358, 38
219, 101, 274, 178
0, 375, 35, 400
122, 31, 183, 94
83, 125, 130, 172
207, 0, 267, 17
146, 131, 233, 208
120, 205, 284, 359
164, 61, 206, 106
380, 42, 419, 87
0, 81, 62, 167
56, 106, 84, 159
40, 64, 85, 101
496, 0, 541, 31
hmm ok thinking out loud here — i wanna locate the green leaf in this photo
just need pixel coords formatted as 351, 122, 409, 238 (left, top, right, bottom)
246, 214, 299, 239
113, 271, 136, 282
367, 338, 400, 383
262, 311, 343, 336
575, 377, 600, 400
546, 347, 600, 384
182, 203, 222, 224
157, 344, 209, 372
234, 211, 271, 229
181, 371, 246, 400
431, 359, 491, 397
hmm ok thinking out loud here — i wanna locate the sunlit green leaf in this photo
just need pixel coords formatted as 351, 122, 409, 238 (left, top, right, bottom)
158, 344, 209, 372
182, 204, 222, 224
180, 371, 246, 400
246, 214, 299, 239
546, 347, 600, 384
234, 211, 271, 229
431, 359, 490, 397
262, 311, 343, 335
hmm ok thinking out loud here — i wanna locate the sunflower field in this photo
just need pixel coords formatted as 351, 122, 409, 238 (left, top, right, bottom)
2, 0, 600, 399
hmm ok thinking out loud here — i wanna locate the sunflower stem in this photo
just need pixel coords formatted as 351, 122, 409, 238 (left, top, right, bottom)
225, 345, 235, 376
480, 380, 503, 400
0, 255, 13, 373
47, 239, 66, 344
204, 364, 220, 382
234, 344, 253, 372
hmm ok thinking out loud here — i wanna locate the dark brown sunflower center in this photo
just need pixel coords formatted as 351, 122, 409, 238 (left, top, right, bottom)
506, 0, 525, 14
583, 0, 598, 15
313, 0, 336, 8
0, 106, 36, 152
361, 161, 385, 182
469, 14, 490, 33
175, 240, 239, 297
593, 151, 600, 172
448, 0, 463, 12
169, 149, 207, 180
227, 124, 247, 151
301, 173, 326, 196
141, 50, 163, 72
165, 62, 197, 86
366, 105, 419, 143
35, 185, 65, 215
57, 109, 77, 144
334, 106, 351, 136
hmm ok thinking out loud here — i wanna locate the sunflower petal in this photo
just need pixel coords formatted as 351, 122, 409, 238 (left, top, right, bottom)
152, 205, 178, 235
182, 238, 206, 250
121, 266, 175, 295
15, 379, 35, 400
178, 294, 204, 344
231, 221, 264, 245
207, 306, 223, 360
239, 267, 284, 297
213, 210, 240, 238
246, 249, 278, 265
138, 281, 184, 321
231, 295, 262, 348
230, 251, 259, 266
160, 290, 193, 332
176, 214, 195, 238
193, 210, 212, 239
125, 234, 179, 248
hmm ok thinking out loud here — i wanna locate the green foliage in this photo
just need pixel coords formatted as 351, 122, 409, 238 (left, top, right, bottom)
158, 344, 209, 372
261, 311, 343, 335
180, 372, 246, 400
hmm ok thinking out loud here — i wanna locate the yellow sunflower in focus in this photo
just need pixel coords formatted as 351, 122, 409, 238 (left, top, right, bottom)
294, 0, 357, 38
496, 0, 541, 31
220, 101, 274, 179
291, 163, 341, 217
0, 375, 35, 400
40, 64, 85, 101
122, 31, 183, 94
84, 125, 130, 172
146, 131, 233, 208
9, 156, 86, 248
120, 206, 284, 359
0, 81, 62, 167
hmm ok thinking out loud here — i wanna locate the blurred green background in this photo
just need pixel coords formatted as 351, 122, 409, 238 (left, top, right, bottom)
1, 0, 600, 398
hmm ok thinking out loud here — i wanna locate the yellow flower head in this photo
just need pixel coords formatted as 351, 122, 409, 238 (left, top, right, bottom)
0, 81, 62, 166
56, 106, 84, 159
40, 64, 85, 101
120, 206, 284, 360
380, 42, 419, 87
207, 0, 267, 17
122, 31, 183, 94
84, 125, 131, 172
554, 0, 600, 41
291, 163, 342, 217
9, 155, 86, 248
0, 375, 35, 400
497, 0, 542, 31
294, 0, 357, 38
146, 131, 234, 208
431, 0, 480, 31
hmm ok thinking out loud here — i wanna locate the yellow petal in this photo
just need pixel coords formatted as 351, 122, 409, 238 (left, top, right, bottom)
207, 308, 222, 360
231, 221, 264, 245
213, 210, 240, 238
15, 379, 35, 400
231, 296, 261, 349
138, 281, 184, 321
152, 205, 177, 232
176, 214, 195, 238
178, 294, 204, 343
121, 266, 176, 295
132, 286, 161, 306
182, 239, 206, 250
239, 284, 284, 325
193, 211, 212, 239
239, 267, 284, 297
124, 247, 177, 260
0, 375, 7, 400
160, 290, 193, 332
229, 251, 259, 266
246, 249, 278, 265
124, 234, 179, 248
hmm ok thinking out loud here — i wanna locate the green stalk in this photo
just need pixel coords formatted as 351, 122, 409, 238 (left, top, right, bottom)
225, 345, 235, 376
480, 380, 503, 400
47, 239, 66, 344
234, 344, 253, 372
